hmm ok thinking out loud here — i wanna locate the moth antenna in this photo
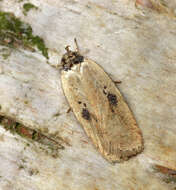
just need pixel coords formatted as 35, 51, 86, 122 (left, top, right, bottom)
74, 38, 80, 53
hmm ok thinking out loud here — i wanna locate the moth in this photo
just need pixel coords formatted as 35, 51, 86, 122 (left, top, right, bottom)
60, 39, 143, 163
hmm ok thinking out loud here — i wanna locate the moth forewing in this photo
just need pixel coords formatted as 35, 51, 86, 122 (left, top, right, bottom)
61, 47, 143, 163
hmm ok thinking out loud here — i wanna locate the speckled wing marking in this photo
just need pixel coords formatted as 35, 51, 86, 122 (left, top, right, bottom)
61, 58, 143, 163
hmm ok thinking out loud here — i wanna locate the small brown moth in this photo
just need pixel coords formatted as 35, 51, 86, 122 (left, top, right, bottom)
60, 39, 143, 163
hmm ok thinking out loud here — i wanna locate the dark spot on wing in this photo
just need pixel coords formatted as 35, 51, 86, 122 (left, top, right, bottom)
82, 108, 90, 120
107, 93, 117, 106
78, 101, 82, 104
83, 103, 87, 107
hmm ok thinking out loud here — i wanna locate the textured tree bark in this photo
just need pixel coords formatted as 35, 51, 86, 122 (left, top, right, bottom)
0, 0, 176, 189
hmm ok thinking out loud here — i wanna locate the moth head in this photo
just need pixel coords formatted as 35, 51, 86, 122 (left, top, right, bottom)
61, 39, 84, 71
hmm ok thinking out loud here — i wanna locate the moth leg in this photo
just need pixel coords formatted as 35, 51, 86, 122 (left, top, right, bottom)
109, 73, 122, 84
113, 80, 122, 84
46, 61, 62, 70
66, 107, 72, 113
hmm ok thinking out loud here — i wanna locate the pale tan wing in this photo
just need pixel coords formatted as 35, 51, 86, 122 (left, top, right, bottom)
61, 59, 143, 163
